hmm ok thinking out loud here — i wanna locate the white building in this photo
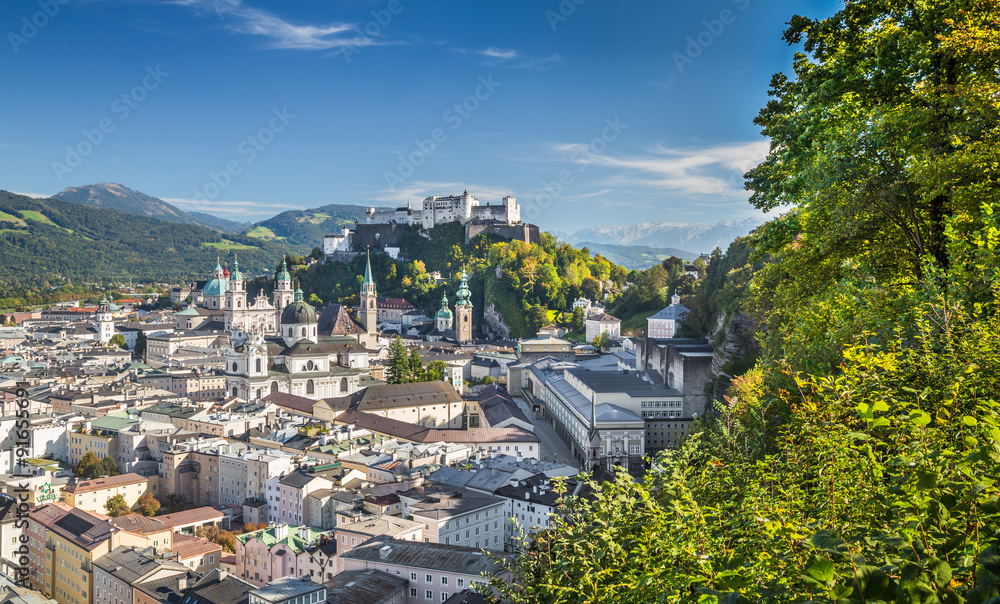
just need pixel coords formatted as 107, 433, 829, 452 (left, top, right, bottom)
584, 313, 621, 344
646, 294, 690, 339
366, 191, 520, 229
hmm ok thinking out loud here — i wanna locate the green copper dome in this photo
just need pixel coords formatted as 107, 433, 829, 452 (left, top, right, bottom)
455, 272, 472, 307
277, 258, 291, 282
203, 278, 228, 297
281, 288, 316, 325
229, 257, 244, 282
436, 291, 453, 319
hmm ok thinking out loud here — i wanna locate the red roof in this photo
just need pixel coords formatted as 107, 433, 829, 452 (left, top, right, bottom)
157, 507, 224, 528
65, 472, 148, 494
378, 298, 415, 310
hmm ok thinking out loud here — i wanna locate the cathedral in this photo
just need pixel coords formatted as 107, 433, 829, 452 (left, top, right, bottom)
207, 254, 381, 402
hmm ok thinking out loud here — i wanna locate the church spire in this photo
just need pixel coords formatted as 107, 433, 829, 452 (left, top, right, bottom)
363, 249, 374, 289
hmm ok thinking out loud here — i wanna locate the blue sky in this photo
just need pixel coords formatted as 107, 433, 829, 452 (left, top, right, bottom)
1, 0, 841, 233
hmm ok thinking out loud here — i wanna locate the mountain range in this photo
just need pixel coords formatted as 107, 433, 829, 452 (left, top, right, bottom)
54, 183, 248, 233
565, 217, 764, 252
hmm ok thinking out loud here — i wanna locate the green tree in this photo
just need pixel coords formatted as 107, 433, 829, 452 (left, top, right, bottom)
134, 330, 147, 358
407, 348, 423, 382
580, 276, 601, 301
109, 333, 128, 350
386, 336, 409, 385
423, 360, 448, 382
745, 0, 1000, 278
97, 456, 119, 477
136, 492, 160, 517
570, 306, 585, 333
104, 494, 130, 517
76, 450, 99, 479
526, 304, 548, 335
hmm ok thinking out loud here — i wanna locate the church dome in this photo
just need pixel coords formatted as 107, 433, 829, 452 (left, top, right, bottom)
281, 289, 316, 325
436, 291, 453, 319
229, 257, 244, 282
203, 278, 228, 297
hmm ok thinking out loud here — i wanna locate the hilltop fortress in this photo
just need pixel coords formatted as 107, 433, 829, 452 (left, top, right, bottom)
324, 191, 539, 261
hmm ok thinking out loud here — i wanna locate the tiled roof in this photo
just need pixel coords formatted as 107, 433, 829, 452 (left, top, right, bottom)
325, 569, 408, 604
172, 533, 222, 559
339, 535, 506, 576
182, 568, 255, 604
64, 472, 148, 494
261, 391, 316, 414
157, 507, 224, 528
110, 514, 169, 535
317, 304, 365, 336
28, 502, 116, 552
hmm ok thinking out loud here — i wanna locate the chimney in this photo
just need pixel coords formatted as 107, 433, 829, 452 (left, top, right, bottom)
177, 576, 188, 591
217, 570, 228, 582
274, 524, 288, 540
379, 545, 392, 560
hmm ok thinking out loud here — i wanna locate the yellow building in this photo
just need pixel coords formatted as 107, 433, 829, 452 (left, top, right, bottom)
62, 473, 149, 515
25, 502, 151, 604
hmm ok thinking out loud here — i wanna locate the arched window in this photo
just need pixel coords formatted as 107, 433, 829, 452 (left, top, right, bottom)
237, 300, 242, 308
301, 327, 306, 337
232, 362, 238, 373
306, 380, 314, 395
271, 382, 279, 394
232, 387, 238, 397
255, 358, 262, 373
256, 388, 262, 399
369, 300, 375, 308
340, 377, 349, 393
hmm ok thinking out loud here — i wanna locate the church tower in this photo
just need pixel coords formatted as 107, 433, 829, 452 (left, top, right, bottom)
226, 256, 247, 321
455, 271, 473, 343
360, 250, 378, 336
435, 291, 453, 332
96, 297, 114, 344
273, 257, 294, 310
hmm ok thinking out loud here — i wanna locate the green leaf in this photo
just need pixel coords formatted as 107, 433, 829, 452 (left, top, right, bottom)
910, 410, 932, 427
806, 559, 836, 583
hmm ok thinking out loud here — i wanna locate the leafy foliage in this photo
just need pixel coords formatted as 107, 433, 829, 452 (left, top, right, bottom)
136, 492, 160, 517
104, 494, 130, 517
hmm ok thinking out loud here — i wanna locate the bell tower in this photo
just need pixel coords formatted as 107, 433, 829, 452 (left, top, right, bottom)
454, 271, 473, 343
360, 250, 378, 336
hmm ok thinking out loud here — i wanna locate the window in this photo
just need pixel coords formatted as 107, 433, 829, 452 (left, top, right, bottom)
457, 579, 465, 588
410, 588, 417, 598
441, 577, 448, 586
426, 590, 433, 600
426, 574, 432, 583
411, 572, 417, 581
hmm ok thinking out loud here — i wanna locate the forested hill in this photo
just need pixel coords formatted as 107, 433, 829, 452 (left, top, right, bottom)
54, 183, 246, 232
487, 2, 1000, 603
243, 203, 375, 247
0, 190, 295, 291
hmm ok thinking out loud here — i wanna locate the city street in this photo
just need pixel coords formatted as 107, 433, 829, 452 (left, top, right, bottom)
512, 395, 578, 468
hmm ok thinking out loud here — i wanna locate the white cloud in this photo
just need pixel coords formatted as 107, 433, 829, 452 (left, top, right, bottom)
562, 140, 770, 198
160, 197, 300, 219
476, 47, 562, 70
166, 0, 357, 51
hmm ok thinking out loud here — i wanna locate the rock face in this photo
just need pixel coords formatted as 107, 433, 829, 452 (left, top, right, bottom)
709, 310, 761, 402
483, 303, 511, 339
